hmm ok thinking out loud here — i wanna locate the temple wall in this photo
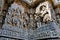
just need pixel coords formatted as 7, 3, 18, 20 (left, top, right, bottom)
0, 0, 60, 40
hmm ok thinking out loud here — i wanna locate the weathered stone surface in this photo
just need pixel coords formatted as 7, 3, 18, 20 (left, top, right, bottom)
35, 1, 56, 25
0, 0, 3, 12
52, 0, 60, 6
3, 2, 28, 29
36, 22, 60, 39
1, 29, 21, 39
21, 0, 41, 7
0, 0, 60, 40
0, 37, 16, 40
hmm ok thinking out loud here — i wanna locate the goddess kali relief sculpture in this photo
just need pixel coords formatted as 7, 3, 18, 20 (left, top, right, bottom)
35, 1, 56, 24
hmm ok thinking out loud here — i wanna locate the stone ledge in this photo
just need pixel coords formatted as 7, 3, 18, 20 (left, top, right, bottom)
0, 29, 25, 39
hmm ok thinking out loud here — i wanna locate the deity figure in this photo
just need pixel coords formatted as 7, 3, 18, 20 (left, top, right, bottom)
36, 1, 55, 23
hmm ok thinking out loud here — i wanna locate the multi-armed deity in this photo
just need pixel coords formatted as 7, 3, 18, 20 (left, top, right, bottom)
3, 0, 36, 29
4, 2, 26, 28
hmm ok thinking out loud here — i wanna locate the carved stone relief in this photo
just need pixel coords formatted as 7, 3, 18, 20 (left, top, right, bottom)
55, 8, 60, 27
1, 0, 60, 40
35, 1, 56, 24
4, 2, 25, 28
3, 1, 57, 29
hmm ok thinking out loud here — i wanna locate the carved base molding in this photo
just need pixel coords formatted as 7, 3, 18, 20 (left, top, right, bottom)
0, 22, 60, 40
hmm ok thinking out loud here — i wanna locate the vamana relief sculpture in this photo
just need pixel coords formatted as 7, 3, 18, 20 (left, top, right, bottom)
0, 0, 60, 40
